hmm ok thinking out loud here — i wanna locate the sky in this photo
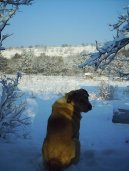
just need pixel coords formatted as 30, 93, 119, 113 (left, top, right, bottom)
2, 0, 129, 47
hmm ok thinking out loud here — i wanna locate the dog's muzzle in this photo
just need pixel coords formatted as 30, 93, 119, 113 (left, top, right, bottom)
88, 103, 92, 110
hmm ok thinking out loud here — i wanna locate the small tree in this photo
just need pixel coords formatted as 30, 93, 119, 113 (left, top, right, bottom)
0, 55, 7, 71
0, 72, 30, 139
79, 6, 129, 76
98, 81, 117, 100
0, 0, 33, 51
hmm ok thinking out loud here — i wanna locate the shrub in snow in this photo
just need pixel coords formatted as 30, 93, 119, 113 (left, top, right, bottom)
98, 81, 117, 100
0, 55, 7, 72
0, 72, 30, 139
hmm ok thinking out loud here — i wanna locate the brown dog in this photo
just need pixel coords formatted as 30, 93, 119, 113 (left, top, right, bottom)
42, 89, 92, 171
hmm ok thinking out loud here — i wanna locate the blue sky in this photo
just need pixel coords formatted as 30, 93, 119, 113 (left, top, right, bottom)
3, 0, 129, 47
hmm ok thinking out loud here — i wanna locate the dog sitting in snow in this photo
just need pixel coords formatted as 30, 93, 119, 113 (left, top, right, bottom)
42, 89, 92, 171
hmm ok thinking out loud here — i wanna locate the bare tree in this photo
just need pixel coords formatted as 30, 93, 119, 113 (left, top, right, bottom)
0, 0, 33, 50
79, 6, 129, 75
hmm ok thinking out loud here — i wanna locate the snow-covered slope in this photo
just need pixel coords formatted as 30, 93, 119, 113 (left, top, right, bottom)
1, 45, 96, 59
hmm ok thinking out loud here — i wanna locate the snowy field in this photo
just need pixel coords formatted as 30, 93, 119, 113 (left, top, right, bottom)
1, 45, 96, 59
0, 75, 129, 171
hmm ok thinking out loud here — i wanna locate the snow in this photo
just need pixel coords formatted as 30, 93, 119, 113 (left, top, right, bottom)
0, 75, 129, 171
1, 45, 96, 59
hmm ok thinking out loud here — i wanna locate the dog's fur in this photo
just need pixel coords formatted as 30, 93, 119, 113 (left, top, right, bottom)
42, 89, 92, 171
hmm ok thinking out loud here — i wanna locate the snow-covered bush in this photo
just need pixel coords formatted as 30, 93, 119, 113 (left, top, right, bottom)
0, 72, 30, 139
98, 81, 117, 100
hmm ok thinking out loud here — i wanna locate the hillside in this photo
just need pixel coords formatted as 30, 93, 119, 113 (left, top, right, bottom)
0, 45, 95, 75
0, 44, 129, 78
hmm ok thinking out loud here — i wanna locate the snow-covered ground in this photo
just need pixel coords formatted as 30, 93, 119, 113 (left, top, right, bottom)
0, 75, 129, 171
1, 45, 96, 58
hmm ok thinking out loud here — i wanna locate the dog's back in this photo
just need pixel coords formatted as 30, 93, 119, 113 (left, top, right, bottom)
42, 96, 76, 170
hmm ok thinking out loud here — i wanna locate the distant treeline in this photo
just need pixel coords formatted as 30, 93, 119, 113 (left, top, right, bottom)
0, 50, 83, 76
0, 48, 129, 78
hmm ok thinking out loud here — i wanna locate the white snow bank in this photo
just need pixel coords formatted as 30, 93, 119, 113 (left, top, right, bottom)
18, 75, 129, 94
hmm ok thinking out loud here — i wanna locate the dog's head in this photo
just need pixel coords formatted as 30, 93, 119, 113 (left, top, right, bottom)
66, 89, 92, 113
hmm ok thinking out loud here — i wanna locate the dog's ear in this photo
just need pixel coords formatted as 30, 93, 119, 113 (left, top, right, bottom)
66, 89, 88, 103
79, 89, 89, 97
66, 89, 89, 103
66, 90, 77, 103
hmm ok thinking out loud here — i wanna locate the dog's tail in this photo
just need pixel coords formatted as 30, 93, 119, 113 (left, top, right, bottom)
48, 159, 62, 171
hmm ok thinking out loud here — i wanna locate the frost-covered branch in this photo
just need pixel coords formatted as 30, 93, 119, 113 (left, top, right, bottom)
0, 0, 33, 50
0, 0, 32, 5
79, 6, 129, 70
0, 72, 31, 139
0, 4, 17, 50
115, 70, 129, 78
